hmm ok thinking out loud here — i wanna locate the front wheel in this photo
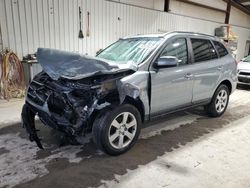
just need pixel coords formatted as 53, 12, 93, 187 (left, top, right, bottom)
92, 104, 141, 155
204, 84, 229, 117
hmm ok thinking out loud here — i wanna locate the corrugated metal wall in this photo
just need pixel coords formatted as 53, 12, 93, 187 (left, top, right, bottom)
0, 0, 250, 59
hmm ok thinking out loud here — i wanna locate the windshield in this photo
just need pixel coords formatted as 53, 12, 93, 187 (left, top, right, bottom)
97, 37, 163, 64
243, 55, 250, 62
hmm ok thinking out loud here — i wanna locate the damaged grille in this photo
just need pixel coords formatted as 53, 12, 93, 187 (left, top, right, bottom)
27, 73, 73, 111
47, 92, 66, 114
26, 72, 95, 129
27, 80, 51, 106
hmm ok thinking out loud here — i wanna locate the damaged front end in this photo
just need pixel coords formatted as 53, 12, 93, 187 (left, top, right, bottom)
21, 48, 139, 149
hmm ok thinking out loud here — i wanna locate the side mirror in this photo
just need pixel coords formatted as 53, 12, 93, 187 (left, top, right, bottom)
155, 56, 179, 68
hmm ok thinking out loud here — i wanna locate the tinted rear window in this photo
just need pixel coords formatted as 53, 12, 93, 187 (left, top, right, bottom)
191, 39, 218, 63
213, 41, 228, 57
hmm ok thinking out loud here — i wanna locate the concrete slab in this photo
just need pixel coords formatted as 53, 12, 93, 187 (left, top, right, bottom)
0, 86, 250, 188
100, 115, 250, 188
0, 98, 24, 129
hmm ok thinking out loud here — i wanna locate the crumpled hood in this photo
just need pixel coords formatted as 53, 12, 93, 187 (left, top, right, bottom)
37, 48, 137, 80
238, 61, 250, 71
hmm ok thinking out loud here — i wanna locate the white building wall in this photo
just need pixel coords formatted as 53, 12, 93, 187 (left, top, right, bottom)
169, 0, 225, 23
111, 0, 164, 11
115, 0, 250, 28
230, 6, 250, 28
153, 0, 164, 10
169, 0, 250, 28
0, 0, 249, 62
112, 0, 155, 9
0, 26, 2, 50
189, 0, 226, 10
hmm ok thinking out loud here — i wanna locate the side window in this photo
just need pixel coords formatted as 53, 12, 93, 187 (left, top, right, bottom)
213, 41, 228, 57
191, 39, 218, 63
160, 38, 188, 65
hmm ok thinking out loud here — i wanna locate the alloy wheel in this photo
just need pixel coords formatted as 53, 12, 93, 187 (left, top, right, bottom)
108, 112, 137, 149
215, 89, 228, 113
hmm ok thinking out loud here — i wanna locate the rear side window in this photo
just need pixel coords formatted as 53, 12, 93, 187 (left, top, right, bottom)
191, 39, 218, 63
160, 38, 188, 65
213, 41, 228, 57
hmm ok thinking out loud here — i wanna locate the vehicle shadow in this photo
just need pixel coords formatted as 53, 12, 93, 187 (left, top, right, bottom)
14, 103, 249, 188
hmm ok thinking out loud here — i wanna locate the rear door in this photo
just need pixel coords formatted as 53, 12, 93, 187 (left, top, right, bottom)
150, 37, 194, 116
188, 38, 222, 103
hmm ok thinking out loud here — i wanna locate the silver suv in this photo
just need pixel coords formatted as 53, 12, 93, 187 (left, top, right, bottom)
22, 32, 237, 155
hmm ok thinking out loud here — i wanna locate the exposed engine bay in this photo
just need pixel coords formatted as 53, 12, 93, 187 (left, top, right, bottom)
21, 48, 144, 149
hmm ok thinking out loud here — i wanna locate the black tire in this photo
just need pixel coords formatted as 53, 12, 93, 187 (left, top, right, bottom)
204, 84, 230, 117
92, 104, 141, 155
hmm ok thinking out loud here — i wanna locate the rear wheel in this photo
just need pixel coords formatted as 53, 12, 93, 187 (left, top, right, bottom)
92, 104, 141, 155
204, 84, 229, 117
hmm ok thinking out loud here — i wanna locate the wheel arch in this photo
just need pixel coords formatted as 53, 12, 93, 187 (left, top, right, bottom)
123, 96, 145, 123
218, 79, 232, 94
87, 94, 145, 133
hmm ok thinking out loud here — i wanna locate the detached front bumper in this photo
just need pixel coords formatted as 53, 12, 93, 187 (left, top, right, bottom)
21, 104, 44, 149
22, 100, 80, 149
21, 100, 89, 149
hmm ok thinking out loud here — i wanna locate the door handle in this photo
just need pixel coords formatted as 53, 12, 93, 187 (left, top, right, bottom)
218, 66, 222, 71
185, 73, 193, 79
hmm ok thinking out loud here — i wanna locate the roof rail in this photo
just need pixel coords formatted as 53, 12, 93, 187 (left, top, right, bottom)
163, 31, 215, 38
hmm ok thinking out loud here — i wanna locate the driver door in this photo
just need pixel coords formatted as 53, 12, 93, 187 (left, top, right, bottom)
150, 37, 194, 116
